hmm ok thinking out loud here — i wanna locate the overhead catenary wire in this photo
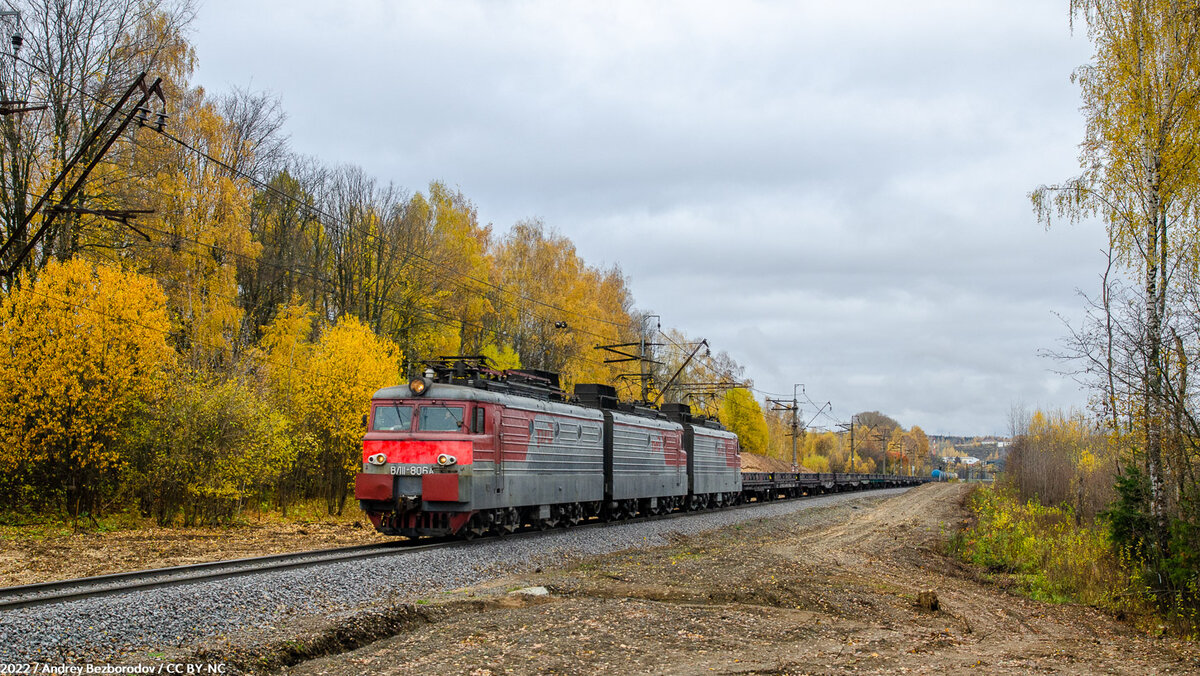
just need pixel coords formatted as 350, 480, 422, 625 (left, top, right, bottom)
8, 56, 768, 398
77, 226, 625, 375
656, 328, 846, 420
4, 51, 637, 346
8, 57, 762, 398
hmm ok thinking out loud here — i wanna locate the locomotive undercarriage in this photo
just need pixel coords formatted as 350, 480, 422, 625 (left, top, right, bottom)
364, 491, 746, 538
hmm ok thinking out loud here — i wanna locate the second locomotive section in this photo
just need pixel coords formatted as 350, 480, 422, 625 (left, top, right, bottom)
355, 372, 740, 538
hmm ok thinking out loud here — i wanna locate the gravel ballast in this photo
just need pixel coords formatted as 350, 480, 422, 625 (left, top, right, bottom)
0, 488, 910, 662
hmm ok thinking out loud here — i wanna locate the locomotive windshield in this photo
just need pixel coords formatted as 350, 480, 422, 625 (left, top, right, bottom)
373, 404, 413, 431
418, 405, 465, 431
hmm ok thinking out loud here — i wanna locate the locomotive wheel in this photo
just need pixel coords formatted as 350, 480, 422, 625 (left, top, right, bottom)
462, 513, 487, 540
548, 504, 567, 528
503, 507, 520, 534
485, 510, 505, 537
601, 504, 618, 522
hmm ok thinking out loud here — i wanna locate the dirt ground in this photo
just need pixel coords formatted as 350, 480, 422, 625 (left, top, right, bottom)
269, 484, 1199, 675
0, 518, 388, 587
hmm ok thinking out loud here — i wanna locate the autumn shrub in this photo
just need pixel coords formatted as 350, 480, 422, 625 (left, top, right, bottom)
0, 258, 173, 520
1006, 410, 1116, 522
127, 375, 294, 526
955, 485, 1152, 615
848, 455, 877, 474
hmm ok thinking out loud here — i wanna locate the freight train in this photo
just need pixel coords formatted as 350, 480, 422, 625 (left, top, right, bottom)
355, 357, 928, 538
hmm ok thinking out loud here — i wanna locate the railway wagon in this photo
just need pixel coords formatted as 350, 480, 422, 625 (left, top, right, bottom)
662, 403, 742, 508
356, 360, 693, 537
577, 384, 689, 517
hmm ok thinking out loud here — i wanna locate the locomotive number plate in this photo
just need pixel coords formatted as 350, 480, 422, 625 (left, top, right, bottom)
390, 465, 435, 476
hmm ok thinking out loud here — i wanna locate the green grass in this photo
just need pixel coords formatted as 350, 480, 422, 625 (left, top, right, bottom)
952, 485, 1146, 610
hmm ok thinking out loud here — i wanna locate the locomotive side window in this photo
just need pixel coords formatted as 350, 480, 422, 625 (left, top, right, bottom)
373, 404, 413, 431
419, 405, 465, 431
473, 407, 486, 434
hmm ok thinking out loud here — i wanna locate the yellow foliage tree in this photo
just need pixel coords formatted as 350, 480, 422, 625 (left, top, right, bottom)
481, 342, 522, 370
490, 219, 635, 389
805, 455, 831, 473
0, 258, 173, 518
264, 309, 400, 514
1032, 0, 1200, 552
125, 87, 261, 369
719, 388, 768, 456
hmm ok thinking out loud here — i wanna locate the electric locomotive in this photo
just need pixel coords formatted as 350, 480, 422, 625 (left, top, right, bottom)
355, 357, 740, 537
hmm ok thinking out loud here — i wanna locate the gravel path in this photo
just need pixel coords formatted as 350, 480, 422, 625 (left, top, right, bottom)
0, 488, 909, 662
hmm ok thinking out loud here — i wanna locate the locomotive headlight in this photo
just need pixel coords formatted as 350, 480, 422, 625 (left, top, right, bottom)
408, 377, 431, 396
367, 453, 387, 465
436, 453, 457, 466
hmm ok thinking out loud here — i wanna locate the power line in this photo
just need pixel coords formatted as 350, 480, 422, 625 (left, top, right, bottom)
91, 227, 622, 374
5, 52, 637, 346
7, 57, 772, 394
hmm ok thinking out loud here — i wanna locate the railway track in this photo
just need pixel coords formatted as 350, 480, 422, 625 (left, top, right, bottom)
0, 539, 451, 612
0, 484, 915, 613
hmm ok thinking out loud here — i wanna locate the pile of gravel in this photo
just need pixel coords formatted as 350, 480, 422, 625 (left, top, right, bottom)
0, 488, 908, 662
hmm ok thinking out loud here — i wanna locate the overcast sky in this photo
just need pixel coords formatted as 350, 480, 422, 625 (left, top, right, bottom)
192, 0, 1105, 436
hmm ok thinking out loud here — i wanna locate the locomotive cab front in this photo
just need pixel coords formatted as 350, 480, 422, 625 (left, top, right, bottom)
355, 377, 494, 536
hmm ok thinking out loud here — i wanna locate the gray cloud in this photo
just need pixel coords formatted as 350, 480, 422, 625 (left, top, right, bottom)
194, 0, 1103, 434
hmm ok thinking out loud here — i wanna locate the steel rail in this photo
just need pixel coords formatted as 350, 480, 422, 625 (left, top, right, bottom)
0, 481, 921, 612
0, 540, 448, 612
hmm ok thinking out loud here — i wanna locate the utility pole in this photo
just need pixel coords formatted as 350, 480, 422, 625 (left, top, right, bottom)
0, 72, 165, 277
638, 314, 659, 402
837, 418, 857, 473
767, 384, 802, 470
652, 338, 708, 405
840, 419, 884, 475
595, 313, 662, 403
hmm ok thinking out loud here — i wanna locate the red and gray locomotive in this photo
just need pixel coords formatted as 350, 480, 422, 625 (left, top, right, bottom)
354, 357, 741, 538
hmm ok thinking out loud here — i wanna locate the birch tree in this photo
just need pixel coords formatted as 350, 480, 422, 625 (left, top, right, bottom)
1031, 0, 1200, 554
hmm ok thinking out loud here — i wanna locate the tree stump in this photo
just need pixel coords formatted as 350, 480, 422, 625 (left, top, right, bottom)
918, 590, 939, 611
